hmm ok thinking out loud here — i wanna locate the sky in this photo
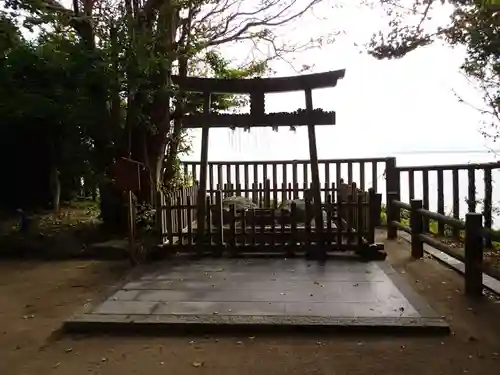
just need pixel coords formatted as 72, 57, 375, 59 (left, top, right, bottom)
183, 0, 498, 165
6, 0, 495, 164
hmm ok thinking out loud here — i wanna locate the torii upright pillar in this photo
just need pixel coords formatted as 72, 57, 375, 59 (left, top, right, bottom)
196, 93, 211, 242
305, 88, 325, 257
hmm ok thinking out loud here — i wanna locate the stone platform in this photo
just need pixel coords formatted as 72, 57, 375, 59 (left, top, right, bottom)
64, 258, 449, 334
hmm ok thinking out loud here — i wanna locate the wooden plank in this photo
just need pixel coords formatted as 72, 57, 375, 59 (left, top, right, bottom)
336, 163, 341, 190
292, 162, 298, 198
468, 168, 476, 213
325, 162, 330, 197
235, 164, 241, 193
226, 164, 231, 191
165, 197, 173, 245
209, 164, 214, 202
372, 162, 378, 193
437, 169, 445, 235
357, 192, 364, 248
422, 170, 430, 233
484, 167, 493, 247
452, 168, 460, 239
359, 161, 365, 191
270, 163, 277, 206
215, 190, 223, 254
176, 196, 183, 245
187, 196, 193, 247
244, 163, 249, 198
253, 164, 258, 202
205, 196, 212, 247
408, 170, 415, 200
282, 163, 287, 202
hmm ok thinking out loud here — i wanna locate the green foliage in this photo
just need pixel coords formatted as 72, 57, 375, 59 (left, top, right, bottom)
0, 16, 110, 209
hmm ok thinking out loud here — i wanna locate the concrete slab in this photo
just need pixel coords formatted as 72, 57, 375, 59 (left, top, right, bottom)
65, 258, 449, 335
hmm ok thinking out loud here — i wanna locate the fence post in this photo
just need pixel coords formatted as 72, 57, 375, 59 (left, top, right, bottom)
264, 179, 271, 208
368, 188, 377, 244
387, 192, 398, 240
155, 190, 164, 244
385, 157, 400, 239
214, 190, 224, 255
464, 213, 483, 297
410, 199, 423, 259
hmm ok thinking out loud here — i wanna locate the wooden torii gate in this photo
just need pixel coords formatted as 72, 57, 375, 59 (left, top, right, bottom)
171, 70, 346, 254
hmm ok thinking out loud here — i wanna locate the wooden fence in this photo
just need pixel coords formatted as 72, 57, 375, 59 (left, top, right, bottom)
386, 193, 500, 297
181, 157, 390, 203
159, 184, 199, 245
389, 161, 500, 246
160, 182, 382, 257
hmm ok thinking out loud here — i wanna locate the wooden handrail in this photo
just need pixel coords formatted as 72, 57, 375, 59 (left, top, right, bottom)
387, 195, 486, 297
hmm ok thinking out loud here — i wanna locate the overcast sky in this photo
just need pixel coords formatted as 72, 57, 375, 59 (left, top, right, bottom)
183, 1, 496, 164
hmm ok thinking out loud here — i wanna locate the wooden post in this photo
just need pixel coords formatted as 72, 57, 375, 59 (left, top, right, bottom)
264, 179, 271, 208
127, 190, 137, 265
214, 190, 223, 256
385, 157, 400, 239
156, 190, 164, 244
465, 213, 483, 297
196, 92, 211, 242
484, 167, 493, 248
304, 88, 324, 248
387, 191, 398, 240
410, 199, 423, 259
367, 188, 377, 244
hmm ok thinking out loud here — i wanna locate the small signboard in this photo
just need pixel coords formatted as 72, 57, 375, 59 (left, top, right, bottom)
111, 157, 144, 192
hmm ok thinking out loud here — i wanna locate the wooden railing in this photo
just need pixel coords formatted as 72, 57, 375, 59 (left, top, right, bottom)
389, 161, 500, 246
387, 192, 500, 297
159, 184, 199, 244
161, 187, 382, 255
181, 157, 390, 203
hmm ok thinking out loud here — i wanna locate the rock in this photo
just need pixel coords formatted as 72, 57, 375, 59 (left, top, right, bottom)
211, 196, 257, 224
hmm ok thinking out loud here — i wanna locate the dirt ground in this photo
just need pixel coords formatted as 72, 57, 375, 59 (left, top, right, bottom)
2, 236, 500, 375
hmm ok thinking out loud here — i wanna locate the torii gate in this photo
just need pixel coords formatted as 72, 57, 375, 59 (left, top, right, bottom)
171, 70, 345, 254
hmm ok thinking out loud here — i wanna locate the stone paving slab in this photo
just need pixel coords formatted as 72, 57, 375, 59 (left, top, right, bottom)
65, 258, 449, 334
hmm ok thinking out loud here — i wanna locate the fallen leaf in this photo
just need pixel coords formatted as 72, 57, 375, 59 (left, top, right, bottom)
65, 348, 73, 353
53, 362, 61, 368
192, 361, 204, 368
236, 341, 243, 345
